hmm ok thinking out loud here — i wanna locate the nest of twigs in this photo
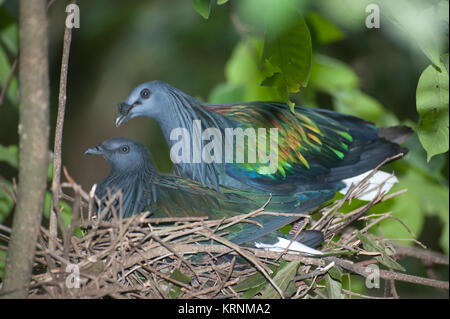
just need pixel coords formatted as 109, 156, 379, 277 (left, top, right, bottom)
4, 164, 447, 299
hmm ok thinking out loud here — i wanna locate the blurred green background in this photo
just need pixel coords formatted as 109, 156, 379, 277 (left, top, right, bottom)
0, 0, 448, 297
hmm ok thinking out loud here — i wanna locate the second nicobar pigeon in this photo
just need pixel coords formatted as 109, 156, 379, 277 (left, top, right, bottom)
115, 81, 412, 199
84, 137, 342, 254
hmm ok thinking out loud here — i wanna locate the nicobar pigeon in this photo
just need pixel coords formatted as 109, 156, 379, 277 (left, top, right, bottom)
115, 81, 412, 199
84, 137, 342, 254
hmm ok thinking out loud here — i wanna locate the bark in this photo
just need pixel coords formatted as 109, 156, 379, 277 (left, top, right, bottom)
1, 0, 49, 298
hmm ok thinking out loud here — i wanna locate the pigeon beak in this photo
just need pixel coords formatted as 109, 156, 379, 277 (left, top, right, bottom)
84, 145, 103, 155
115, 101, 133, 127
114, 113, 128, 127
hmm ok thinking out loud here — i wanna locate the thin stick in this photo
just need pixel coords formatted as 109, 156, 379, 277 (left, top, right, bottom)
50, 2, 74, 251
330, 257, 449, 290
0, 58, 17, 106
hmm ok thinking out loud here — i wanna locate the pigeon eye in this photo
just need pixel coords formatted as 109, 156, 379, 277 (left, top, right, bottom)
120, 145, 130, 154
140, 88, 151, 99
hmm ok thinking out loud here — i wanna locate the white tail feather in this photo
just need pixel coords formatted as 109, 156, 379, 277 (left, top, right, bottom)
340, 170, 398, 201
255, 237, 323, 255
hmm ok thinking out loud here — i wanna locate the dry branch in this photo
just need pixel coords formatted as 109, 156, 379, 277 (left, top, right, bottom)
1, 0, 50, 299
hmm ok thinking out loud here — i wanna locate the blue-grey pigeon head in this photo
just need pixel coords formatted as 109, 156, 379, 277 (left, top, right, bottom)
115, 81, 174, 127
84, 137, 156, 218
84, 137, 153, 173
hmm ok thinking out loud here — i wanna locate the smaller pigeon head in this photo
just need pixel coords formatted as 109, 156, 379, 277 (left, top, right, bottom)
84, 137, 154, 173
115, 81, 171, 127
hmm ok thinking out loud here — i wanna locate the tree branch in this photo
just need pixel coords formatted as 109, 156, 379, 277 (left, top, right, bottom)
50, 0, 75, 252
329, 257, 449, 291
1, 0, 50, 299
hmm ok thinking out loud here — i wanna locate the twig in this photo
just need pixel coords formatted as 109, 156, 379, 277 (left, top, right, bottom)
0, 184, 16, 203
50, 2, 74, 251
329, 257, 449, 290
0, 58, 17, 106
392, 244, 449, 266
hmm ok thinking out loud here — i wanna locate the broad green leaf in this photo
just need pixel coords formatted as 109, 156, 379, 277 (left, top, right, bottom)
236, 0, 307, 36
261, 260, 299, 299
0, 6, 18, 55
233, 263, 278, 292
383, 0, 446, 68
170, 268, 192, 284
0, 144, 18, 168
309, 55, 359, 95
226, 39, 264, 85
193, 0, 212, 19
334, 90, 386, 124
416, 63, 449, 161
414, 6, 445, 68
437, 1, 449, 23
325, 274, 342, 299
261, 14, 312, 111
0, 46, 18, 106
440, 222, 449, 255
284, 280, 297, 298
208, 83, 246, 103
0, 180, 14, 224
328, 264, 344, 281
217, 0, 228, 5
43, 192, 82, 237
210, 39, 280, 103
307, 12, 345, 44
403, 134, 447, 182
374, 166, 448, 253
0, 249, 6, 279
442, 53, 449, 75
375, 184, 423, 244
241, 285, 266, 299
357, 232, 406, 272
168, 284, 182, 299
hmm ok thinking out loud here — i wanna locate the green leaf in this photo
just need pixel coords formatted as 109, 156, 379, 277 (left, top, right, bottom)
209, 39, 280, 103
442, 53, 449, 75
0, 45, 18, 106
217, 0, 228, 5
168, 284, 182, 299
309, 55, 359, 95
0, 180, 14, 224
357, 232, 406, 272
233, 263, 278, 292
261, 14, 312, 108
416, 63, 449, 161
0, 6, 19, 55
0, 249, 6, 279
440, 222, 449, 255
170, 268, 192, 284
403, 133, 447, 182
307, 12, 345, 44
208, 83, 246, 103
325, 274, 342, 299
328, 264, 344, 281
375, 183, 424, 244
43, 192, 74, 231
193, 0, 212, 19
415, 6, 445, 68
0, 144, 18, 168
384, 1, 446, 68
334, 90, 386, 124
437, 1, 449, 23
261, 260, 299, 299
